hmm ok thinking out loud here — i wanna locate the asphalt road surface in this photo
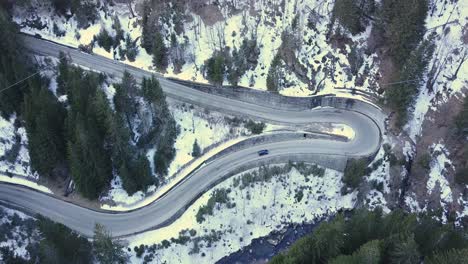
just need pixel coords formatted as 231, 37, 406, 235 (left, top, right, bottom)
0, 35, 385, 237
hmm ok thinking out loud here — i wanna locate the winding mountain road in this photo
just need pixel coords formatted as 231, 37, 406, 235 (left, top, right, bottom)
0, 35, 386, 237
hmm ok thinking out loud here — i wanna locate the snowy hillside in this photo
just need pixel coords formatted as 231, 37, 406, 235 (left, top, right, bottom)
127, 163, 356, 263
1, 0, 468, 262
13, 0, 381, 99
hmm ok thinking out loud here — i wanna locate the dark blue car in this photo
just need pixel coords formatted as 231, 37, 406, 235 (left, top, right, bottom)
258, 149, 269, 156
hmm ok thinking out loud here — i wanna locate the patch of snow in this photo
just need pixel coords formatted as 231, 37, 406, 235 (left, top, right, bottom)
426, 143, 453, 205
0, 115, 38, 183
403, 141, 415, 161
0, 174, 51, 194
366, 135, 392, 194
101, 136, 246, 211
167, 105, 243, 177
127, 165, 355, 263
329, 124, 355, 140
0, 206, 36, 260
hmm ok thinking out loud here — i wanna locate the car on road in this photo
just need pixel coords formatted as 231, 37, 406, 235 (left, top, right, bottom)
258, 149, 269, 156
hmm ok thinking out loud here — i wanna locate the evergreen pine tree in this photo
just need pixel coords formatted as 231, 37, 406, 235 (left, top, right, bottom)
65, 69, 114, 199
379, 0, 428, 66
96, 28, 114, 52
385, 37, 435, 127
93, 224, 129, 264
387, 234, 420, 264
192, 139, 201, 157
124, 34, 139, 62
112, 16, 124, 46
0, 8, 30, 118
23, 82, 67, 177
205, 55, 225, 86
266, 54, 282, 93
152, 32, 168, 72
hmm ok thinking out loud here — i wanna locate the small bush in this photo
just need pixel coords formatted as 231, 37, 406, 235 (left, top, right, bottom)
343, 158, 368, 189
244, 120, 266, 134
295, 189, 304, 202
95, 28, 114, 52
134, 244, 145, 258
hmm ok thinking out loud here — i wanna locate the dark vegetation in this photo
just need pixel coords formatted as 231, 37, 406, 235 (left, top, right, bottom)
93, 223, 129, 264
120, 34, 139, 62
61, 61, 176, 198
454, 95, 468, 185
378, 0, 431, 127
266, 53, 282, 93
232, 163, 324, 190
332, 0, 375, 35
385, 37, 435, 127
418, 152, 432, 172
0, 8, 34, 119
244, 120, 266, 134
228, 39, 260, 86
36, 216, 93, 264
95, 28, 114, 52
376, 0, 429, 66
133, 228, 223, 262
455, 95, 468, 138
141, 76, 179, 177
0, 208, 128, 264
332, 0, 430, 127
202, 38, 260, 86
0, 8, 176, 199
0, 7, 68, 180
95, 16, 139, 61
342, 158, 368, 189
271, 208, 468, 264
48, 0, 99, 28
196, 188, 235, 223
112, 72, 155, 195
22, 76, 67, 179
152, 32, 169, 72
192, 140, 201, 158
204, 53, 225, 86
63, 62, 114, 199
141, 1, 186, 72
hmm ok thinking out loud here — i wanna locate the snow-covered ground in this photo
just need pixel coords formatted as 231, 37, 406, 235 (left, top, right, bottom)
0, 206, 38, 260
364, 136, 393, 212
8, 0, 386, 209
329, 123, 356, 140
0, 116, 35, 178
426, 143, 454, 206
405, 1, 468, 141
101, 103, 248, 210
13, 0, 382, 98
126, 163, 356, 263
0, 115, 51, 193
100, 117, 356, 210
